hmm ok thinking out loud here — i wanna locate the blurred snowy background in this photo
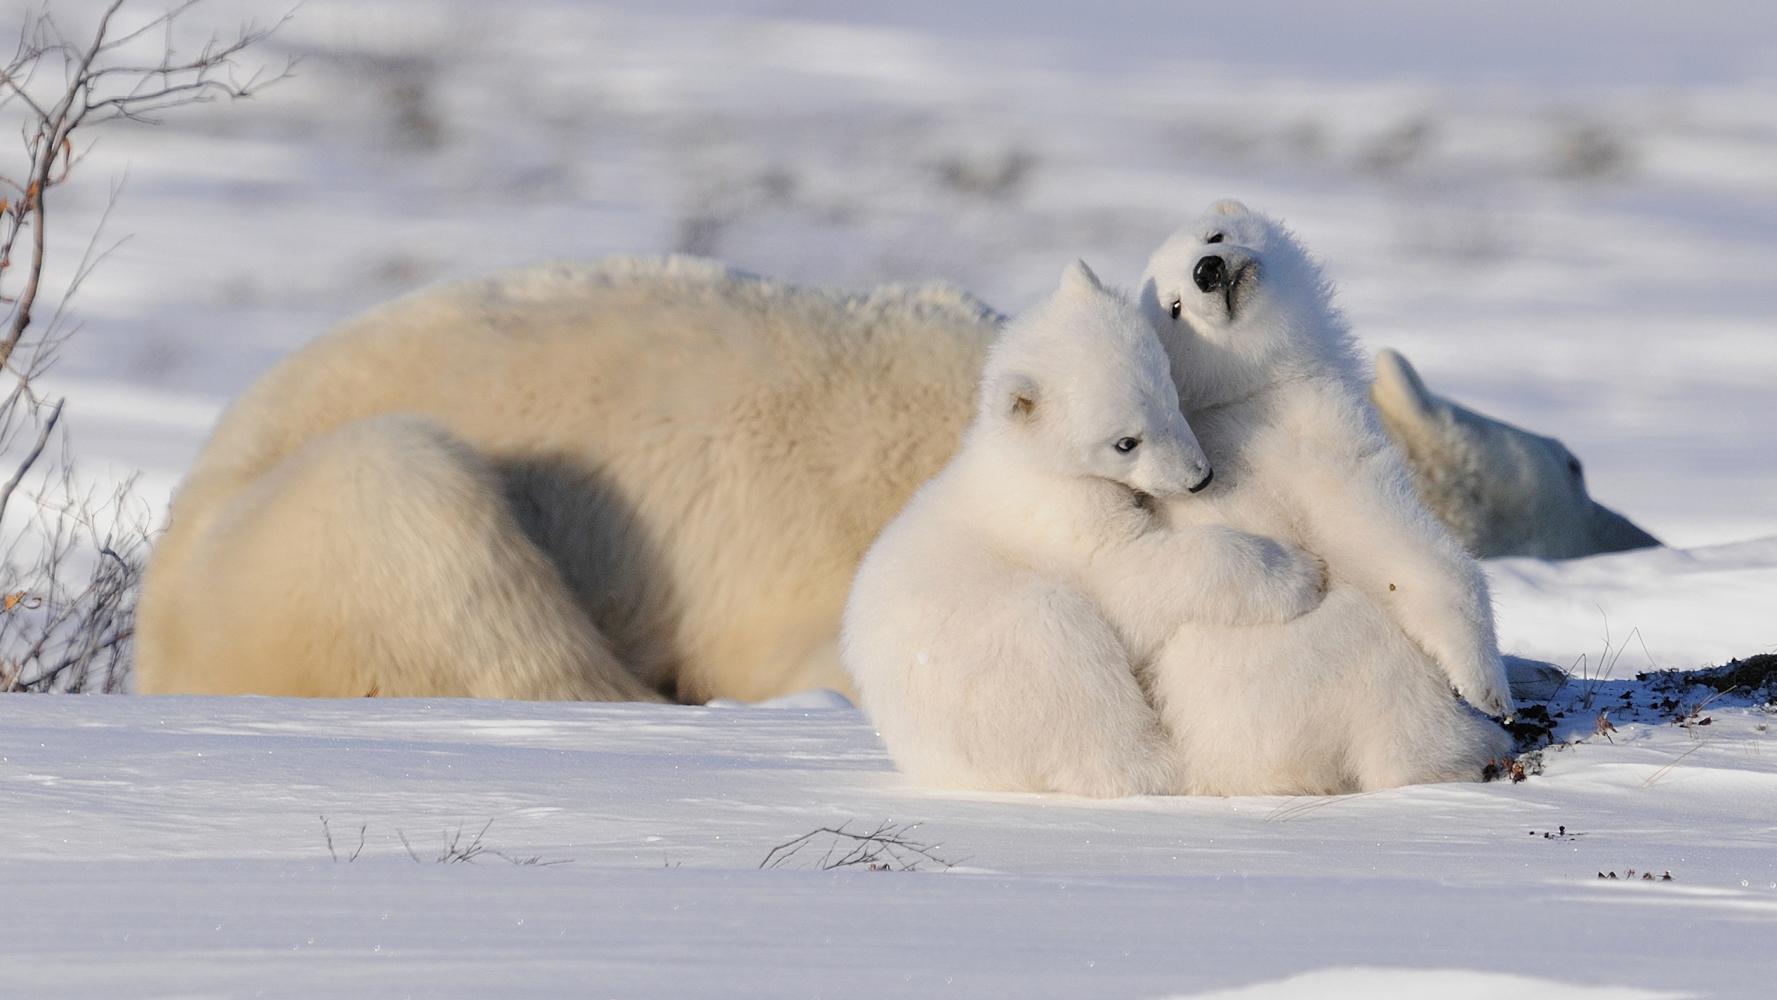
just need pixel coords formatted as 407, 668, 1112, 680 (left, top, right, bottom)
19, 0, 1776, 549
31, 0, 1777, 549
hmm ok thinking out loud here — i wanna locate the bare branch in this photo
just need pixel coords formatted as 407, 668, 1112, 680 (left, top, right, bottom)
0, 1, 289, 694
760, 821, 952, 872
93, 1, 202, 55
42, 171, 129, 343
2, 0, 291, 369
0, 394, 59, 523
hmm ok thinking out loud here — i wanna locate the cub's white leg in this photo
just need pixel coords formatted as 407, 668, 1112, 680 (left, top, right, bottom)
850, 578, 1179, 797
1260, 430, 1512, 717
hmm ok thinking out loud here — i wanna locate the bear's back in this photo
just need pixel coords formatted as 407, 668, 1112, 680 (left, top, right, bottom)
160, 257, 1001, 700
180, 257, 996, 515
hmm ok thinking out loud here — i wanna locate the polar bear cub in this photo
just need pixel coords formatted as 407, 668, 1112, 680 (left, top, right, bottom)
842, 260, 1326, 797
1139, 201, 1513, 793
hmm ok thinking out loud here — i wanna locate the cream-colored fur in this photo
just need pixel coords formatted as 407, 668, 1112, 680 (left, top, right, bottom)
1139, 201, 1513, 793
841, 262, 1325, 795
1371, 348, 1660, 560
136, 257, 997, 701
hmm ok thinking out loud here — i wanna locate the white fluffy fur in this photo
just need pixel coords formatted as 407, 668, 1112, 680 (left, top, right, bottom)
842, 262, 1325, 796
137, 240, 1592, 707
1138, 201, 1514, 793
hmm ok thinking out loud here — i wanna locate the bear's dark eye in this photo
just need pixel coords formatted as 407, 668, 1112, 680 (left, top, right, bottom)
1206, 232, 1225, 244
1115, 437, 1141, 454
1169, 298, 1182, 320
1567, 457, 1583, 477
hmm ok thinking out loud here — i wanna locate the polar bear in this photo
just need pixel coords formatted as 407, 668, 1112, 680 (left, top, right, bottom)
135, 257, 1001, 701
137, 245, 1641, 703
841, 261, 1325, 796
1371, 348, 1660, 559
1138, 201, 1513, 793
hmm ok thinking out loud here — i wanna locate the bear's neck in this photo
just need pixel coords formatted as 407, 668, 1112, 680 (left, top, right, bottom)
947, 439, 1145, 562
1181, 337, 1365, 413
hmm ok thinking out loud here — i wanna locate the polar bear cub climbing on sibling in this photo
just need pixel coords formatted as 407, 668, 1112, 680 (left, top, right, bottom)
841, 261, 1327, 797
1138, 201, 1513, 793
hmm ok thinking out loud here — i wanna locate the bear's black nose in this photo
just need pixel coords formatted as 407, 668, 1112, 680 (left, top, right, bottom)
1193, 255, 1227, 293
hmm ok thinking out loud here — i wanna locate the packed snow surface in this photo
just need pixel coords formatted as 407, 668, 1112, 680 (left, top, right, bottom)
5, 675, 1775, 998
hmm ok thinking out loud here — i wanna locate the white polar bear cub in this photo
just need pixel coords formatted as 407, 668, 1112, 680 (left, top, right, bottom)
842, 260, 1326, 796
1140, 201, 1513, 794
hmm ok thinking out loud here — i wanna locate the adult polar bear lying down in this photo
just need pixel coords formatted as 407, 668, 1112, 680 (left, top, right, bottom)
136, 239, 1648, 703
137, 258, 1000, 700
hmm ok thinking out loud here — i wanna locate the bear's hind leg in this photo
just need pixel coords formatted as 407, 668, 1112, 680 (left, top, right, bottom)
968, 583, 1181, 797
1344, 659, 1512, 790
157, 414, 661, 701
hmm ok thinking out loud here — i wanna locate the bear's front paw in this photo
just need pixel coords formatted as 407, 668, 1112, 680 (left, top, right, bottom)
1454, 656, 1516, 719
1255, 540, 1328, 623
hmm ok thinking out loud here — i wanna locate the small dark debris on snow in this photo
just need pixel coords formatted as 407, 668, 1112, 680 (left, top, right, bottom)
1485, 748, 1545, 783
1530, 824, 1582, 840
1502, 654, 1776, 753
1598, 869, 1674, 882
1639, 653, 1777, 699
1503, 704, 1556, 745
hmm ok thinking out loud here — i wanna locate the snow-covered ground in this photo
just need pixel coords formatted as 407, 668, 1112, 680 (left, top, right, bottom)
5, 675, 1775, 998
4, 0, 1776, 996
1489, 536, 1777, 671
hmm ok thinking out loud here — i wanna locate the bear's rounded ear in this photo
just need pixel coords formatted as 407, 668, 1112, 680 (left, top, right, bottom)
1059, 259, 1104, 298
1371, 348, 1440, 424
995, 371, 1041, 423
1209, 199, 1250, 217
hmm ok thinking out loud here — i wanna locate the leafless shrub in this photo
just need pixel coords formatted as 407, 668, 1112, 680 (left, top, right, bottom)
320, 815, 367, 863
1594, 710, 1617, 743
0, 460, 150, 692
760, 820, 952, 872
1565, 610, 1654, 713
0, 1, 288, 691
420, 819, 494, 864
395, 819, 570, 866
